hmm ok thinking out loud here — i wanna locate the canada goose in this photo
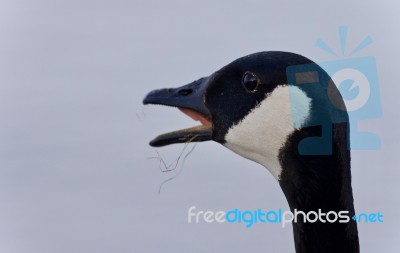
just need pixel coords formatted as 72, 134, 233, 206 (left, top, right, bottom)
143, 51, 359, 253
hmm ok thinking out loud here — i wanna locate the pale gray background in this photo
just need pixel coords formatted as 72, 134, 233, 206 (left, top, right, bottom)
1, 0, 399, 252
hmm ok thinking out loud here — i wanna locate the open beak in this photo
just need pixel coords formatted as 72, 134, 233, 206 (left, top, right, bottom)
143, 76, 213, 147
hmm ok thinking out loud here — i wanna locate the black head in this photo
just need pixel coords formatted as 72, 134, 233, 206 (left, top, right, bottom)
142, 51, 335, 147
203, 51, 318, 142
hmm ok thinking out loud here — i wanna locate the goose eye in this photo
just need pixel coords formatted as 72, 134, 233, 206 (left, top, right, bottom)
242, 72, 259, 93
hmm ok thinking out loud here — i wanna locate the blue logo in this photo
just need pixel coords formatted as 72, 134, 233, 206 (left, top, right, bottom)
287, 26, 382, 155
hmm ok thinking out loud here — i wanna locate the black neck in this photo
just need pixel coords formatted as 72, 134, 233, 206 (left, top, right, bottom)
278, 124, 359, 253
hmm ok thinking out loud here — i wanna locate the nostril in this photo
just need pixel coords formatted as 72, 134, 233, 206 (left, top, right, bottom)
178, 89, 193, 96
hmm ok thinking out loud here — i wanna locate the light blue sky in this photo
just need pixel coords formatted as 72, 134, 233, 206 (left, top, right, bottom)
1, 0, 399, 252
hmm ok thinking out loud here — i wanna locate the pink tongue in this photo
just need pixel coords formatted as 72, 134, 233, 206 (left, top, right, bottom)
179, 108, 211, 126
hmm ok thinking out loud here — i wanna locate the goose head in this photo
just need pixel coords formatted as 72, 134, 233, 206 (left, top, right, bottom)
143, 51, 359, 253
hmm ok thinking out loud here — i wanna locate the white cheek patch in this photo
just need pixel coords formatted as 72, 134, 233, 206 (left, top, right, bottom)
288, 86, 312, 129
223, 85, 311, 180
